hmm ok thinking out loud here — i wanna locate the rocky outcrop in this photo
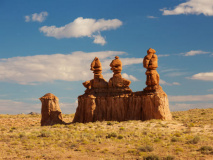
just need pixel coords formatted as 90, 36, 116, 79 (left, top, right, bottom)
39, 93, 65, 126
73, 49, 172, 123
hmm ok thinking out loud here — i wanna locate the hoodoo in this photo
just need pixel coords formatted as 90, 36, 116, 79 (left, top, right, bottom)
73, 49, 172, 123
39, 93, 65, 126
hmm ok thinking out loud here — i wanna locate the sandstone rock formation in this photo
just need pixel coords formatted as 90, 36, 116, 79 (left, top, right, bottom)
73, 49, 172, 123
83, 57, 108, 93
39, 93, 65, 126
143, 48, 161, 91
109, 56, 131, 88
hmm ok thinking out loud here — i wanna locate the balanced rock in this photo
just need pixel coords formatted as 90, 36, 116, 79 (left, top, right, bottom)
39, 93, 65, 126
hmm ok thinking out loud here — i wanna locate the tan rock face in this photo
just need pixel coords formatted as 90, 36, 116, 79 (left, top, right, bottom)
39, 93, 64, 126
73, 49, 172, 123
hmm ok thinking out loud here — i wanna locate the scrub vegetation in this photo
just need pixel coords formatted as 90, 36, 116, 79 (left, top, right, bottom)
0, 108, 213, 159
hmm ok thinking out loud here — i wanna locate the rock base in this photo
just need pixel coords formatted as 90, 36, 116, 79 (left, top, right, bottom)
73, 88, 172, 123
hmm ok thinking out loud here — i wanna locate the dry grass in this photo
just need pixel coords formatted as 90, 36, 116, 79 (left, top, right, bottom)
0, 108, 213, 160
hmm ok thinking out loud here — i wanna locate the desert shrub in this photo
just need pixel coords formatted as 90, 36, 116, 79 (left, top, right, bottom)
138, 145, 154, 152
187, 136, 200, 144
173, 132, 181, 137
143, 154, 159, 160
127, 149, 137, 154
101, 148, 109, 153
163, 155, 175, 160
175, 147, 183, 153
119, 127, 125, 130
198, 146, 213, 154
117, 135, 123, 139
142, 131, 148, 135
107, 122, 113, 125
154, 138, 161, 142
39, 130, 51, 137
171, 137, 179, 142
188, 123, 195, 127
106, 132, 117, 138
19, 132, 26, 138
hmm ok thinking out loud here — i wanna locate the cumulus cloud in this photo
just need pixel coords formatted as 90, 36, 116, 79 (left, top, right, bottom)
188, 71, 213, 81
39, 17, 122, 45
160, 79, 180, 86
169, 94, 213, 102
181, 50, 210, 56
0, 51, 142, 85
25, 11, 48, 22
161, 0, 213, 16
92, 34, 106, 45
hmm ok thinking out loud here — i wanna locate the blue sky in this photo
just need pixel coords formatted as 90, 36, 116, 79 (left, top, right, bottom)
0, 0, 213, 114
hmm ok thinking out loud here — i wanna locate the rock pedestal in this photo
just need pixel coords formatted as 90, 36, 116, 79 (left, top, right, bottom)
73, 50, 172, 123
39, 93, 65, 126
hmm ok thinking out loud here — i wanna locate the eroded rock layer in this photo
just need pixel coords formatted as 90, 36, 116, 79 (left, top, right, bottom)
73, 88, 172, 123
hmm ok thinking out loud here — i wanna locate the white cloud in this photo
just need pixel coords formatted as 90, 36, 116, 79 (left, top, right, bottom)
120, 58, 143, 66
147, 16, 158, 19
207, 89, 213, 92
0, 51, 142, 85
161, 69, 180, 73
160, 79, 180, 86
165, 72, 187, 77
170, 103, 213, 111
0, 100, 40, 114
161, 0, 213, 16
169, 94, 213, 102
158, 54, 170, 57
182, 50, 210, 56
59, 101, 78, 114
92, 34, 106, 45
188, 71, 213, 81
25, 15, 30, 22
102, 73, 139, 82
172, 82, 181, 85
25, 11, 48, 22
122, 73, 139, 81
0, 99, 77, 114
39, 17, 122, 45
